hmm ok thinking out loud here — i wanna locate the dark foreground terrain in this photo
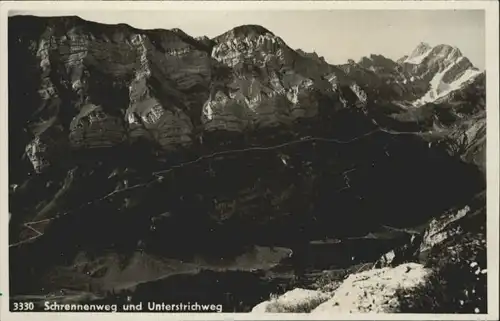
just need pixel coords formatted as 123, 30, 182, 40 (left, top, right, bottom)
8, 15, 487, 313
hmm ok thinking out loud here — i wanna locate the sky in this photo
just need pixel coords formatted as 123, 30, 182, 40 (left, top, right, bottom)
10, 9, 486, 69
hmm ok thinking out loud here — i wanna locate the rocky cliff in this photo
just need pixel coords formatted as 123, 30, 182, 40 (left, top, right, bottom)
8, 15, 487, 313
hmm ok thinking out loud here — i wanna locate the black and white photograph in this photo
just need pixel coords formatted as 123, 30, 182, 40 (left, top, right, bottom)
1, 1, 499, 319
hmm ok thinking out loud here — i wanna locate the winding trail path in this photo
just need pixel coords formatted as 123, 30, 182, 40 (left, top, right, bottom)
9, 127, 425, 248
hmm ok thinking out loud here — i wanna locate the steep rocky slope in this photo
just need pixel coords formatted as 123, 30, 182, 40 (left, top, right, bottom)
8, 15, 487, 312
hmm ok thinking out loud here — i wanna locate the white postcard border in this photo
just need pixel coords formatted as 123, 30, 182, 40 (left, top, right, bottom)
0, 1, 498, 320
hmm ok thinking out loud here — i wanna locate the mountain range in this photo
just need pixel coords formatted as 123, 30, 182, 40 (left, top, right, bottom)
8, 15, 487, 313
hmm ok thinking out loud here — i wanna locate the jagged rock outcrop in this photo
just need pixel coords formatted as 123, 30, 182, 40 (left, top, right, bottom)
252, 288, 331, 313
311, 263, 431, 314
251, 263, 432, 314
204, 25, 366, 132
10, 16, 368, 174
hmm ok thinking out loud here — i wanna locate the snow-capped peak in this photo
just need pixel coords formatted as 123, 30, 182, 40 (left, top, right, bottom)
403, 43, 465, 67
397, 42, 481, 106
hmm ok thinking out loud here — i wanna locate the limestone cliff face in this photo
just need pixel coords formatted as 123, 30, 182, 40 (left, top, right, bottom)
10, 17, 367, 174
11, 16, 217, 171
204, 25, 363, 132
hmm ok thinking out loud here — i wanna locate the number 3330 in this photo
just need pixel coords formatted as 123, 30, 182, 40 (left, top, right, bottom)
12, 302, 35, 311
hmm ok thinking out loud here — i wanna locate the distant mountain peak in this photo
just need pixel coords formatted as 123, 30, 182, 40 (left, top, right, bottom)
416, 42, 432, 50
404, 42, 433, 64
213, 24, 274, 42
358, 54, 397, 67
402, 42, 465, 66
232, 24, 273, 35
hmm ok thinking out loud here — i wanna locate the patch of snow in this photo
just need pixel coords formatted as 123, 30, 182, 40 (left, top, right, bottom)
310, 263, 431, 314
412, 63, 482, 106
452, 68, 482, 89
418, 61, 457, 103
